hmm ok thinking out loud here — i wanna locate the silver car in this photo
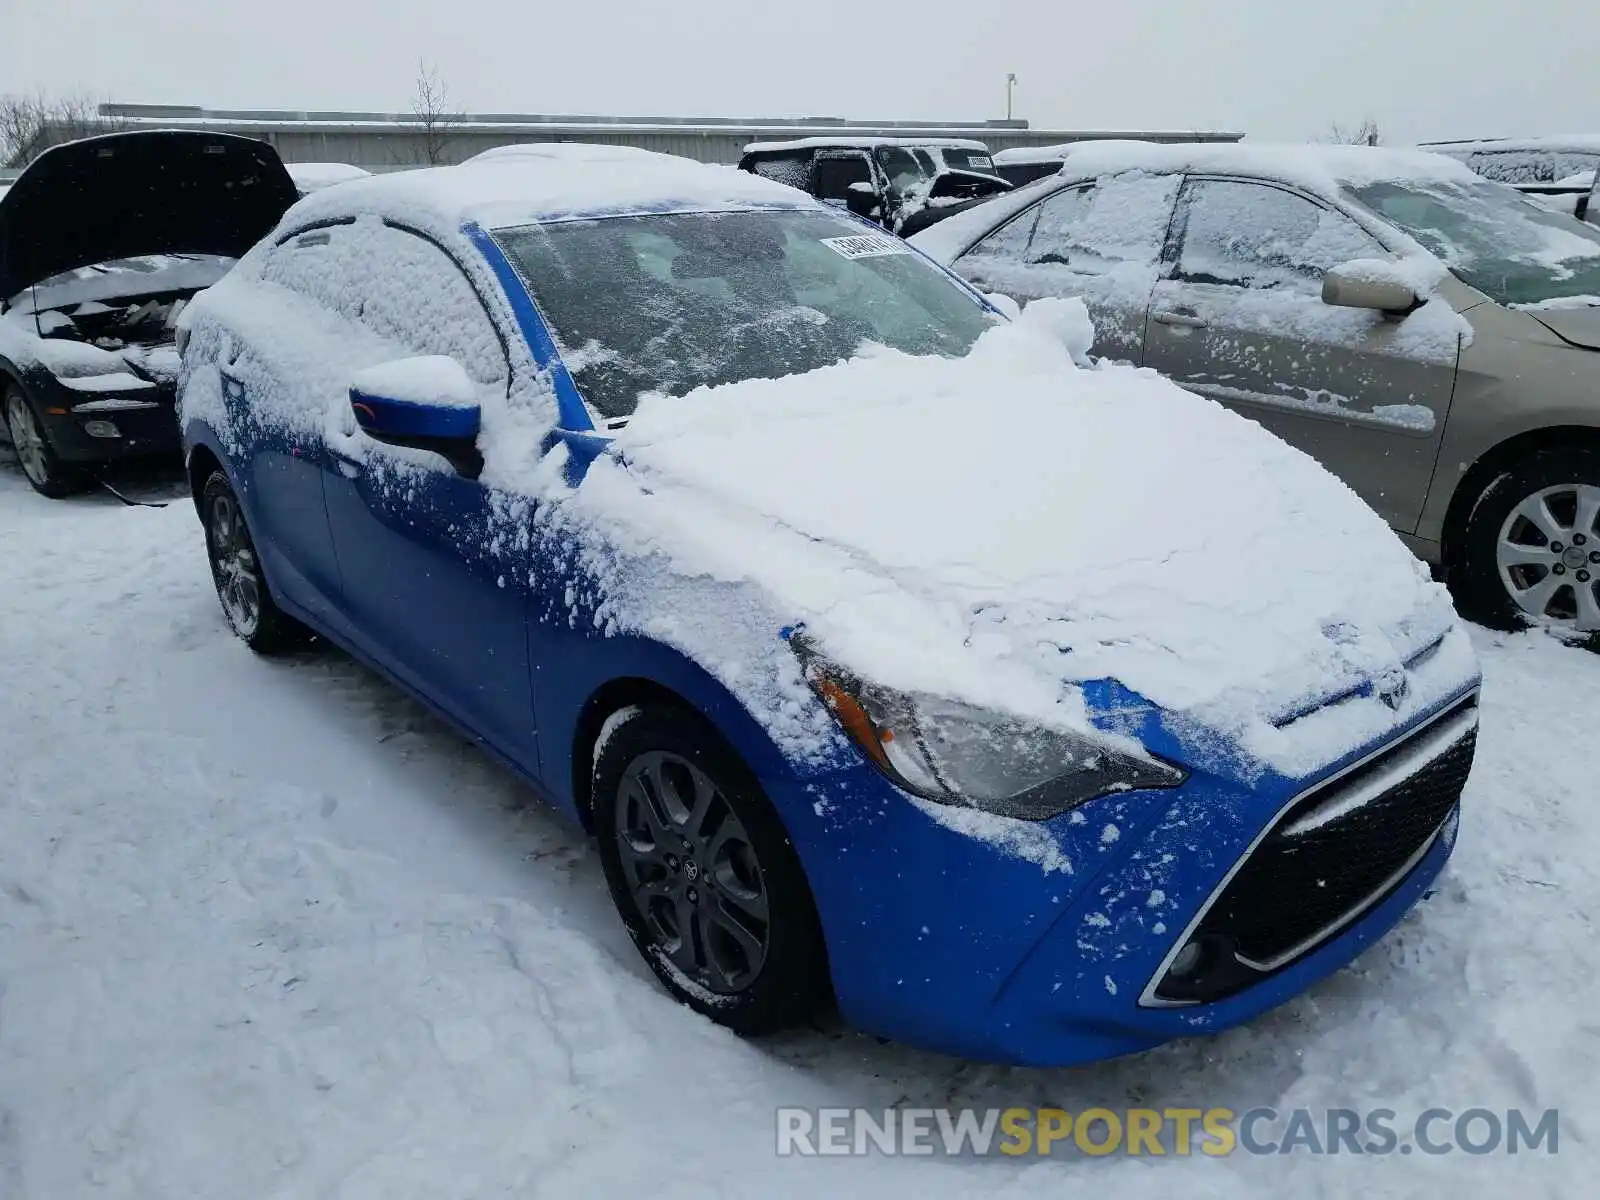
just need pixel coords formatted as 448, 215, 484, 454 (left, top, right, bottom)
912, 143, 1600, 635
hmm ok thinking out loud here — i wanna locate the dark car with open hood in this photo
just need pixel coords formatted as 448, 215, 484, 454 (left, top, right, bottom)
0, 131, 298, 497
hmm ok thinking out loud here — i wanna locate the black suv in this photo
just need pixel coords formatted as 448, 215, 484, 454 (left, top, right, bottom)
737, 138, 1011, 237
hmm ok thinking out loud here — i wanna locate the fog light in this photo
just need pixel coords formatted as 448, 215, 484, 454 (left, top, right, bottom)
1167, 939, 1205, 980
82, 420, 121, 439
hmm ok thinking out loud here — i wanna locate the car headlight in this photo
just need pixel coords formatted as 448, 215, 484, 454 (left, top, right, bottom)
792, 635, 1186, 821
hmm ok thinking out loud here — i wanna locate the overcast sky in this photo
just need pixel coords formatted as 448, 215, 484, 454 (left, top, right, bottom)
3, 0, 1596, 144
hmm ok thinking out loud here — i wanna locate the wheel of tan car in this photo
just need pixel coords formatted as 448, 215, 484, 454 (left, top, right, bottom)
4, 384, 86, 498
1454, 448, 1600, 636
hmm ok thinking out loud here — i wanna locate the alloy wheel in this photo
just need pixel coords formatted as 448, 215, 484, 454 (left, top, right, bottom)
1496, 482, 1600, 631
5, 394, 49, 488
208, 492, 263, 637
614, 750, 770, 993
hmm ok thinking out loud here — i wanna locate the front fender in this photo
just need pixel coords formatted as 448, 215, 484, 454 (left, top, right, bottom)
533, 626, 835, 824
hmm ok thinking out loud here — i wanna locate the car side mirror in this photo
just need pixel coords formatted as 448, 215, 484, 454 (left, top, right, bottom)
348, 355, 483, 474
845, 181, 881, 219
1322, 259, 1423, 316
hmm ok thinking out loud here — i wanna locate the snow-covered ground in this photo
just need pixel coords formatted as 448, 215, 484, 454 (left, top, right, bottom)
1, 458, 1595, 1197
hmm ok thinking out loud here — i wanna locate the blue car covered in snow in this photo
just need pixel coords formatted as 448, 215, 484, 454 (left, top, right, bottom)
178, 143, 1482, 1066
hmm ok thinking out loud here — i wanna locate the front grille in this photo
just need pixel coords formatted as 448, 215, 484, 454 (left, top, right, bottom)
1147, 695, 1476, 1005
1204, 726, 1474, 966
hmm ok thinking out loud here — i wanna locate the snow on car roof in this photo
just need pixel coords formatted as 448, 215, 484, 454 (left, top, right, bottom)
464, 142, 669, 166
1039, 141, 1482, 194
1420, 134, 1600, 154
991, 140, 1158, 165
742, 136, 990, 154
283, 144, 818, 234
286, 162, 372, 191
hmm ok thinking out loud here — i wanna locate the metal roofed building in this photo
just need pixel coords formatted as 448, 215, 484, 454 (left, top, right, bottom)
55, 105, 1242, 170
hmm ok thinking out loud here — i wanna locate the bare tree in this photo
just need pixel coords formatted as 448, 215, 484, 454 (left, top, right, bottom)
0, 92, 123, 167
1329, 118, 1382, 147
410, 61, 464, 165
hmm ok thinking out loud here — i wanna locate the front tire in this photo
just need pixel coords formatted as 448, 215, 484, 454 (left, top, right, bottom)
593, 703, 830, 1035
4, 385, 86, 498
1453, 447, 1600, 635
201, 470, 308, 654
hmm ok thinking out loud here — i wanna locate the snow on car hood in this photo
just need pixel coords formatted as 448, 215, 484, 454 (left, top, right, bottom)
556, 300, 1471, 776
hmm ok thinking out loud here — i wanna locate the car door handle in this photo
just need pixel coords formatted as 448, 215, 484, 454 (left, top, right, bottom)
1152, 310, 1209, 329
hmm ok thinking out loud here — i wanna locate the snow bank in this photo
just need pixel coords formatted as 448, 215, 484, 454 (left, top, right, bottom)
0, 471, 1578, 1196
536, 298, 1465, 774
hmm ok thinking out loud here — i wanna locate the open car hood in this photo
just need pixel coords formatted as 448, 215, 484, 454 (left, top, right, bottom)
1528, 303, 1600, 350
0, 131, 298, 302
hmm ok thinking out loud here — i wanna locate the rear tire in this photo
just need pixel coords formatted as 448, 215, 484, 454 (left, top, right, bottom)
4, 384, 86, 499
593, 703, 830, 1036
1452, 447, 1600, 637
201, 470, 309, 654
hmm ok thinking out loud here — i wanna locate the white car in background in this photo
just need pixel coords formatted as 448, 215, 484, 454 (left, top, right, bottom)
285, 162, 373, 196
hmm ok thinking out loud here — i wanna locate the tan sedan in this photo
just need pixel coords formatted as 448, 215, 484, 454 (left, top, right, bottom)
913, 143, 1600, 635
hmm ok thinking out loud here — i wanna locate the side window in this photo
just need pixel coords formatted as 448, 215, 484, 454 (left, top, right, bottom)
258, 222, 360, 312
749, 155, 810, 192
1022, 186, 1096, 264
1027, 174, 1180, 272
263, 220, 506, 387
960, 204, 1043, 263
347, 225, 508, 387
1468, 150, 1553, 184
814, 155, 874, 201
1554, 152, 1600, 182
1175, 179, 1386, 292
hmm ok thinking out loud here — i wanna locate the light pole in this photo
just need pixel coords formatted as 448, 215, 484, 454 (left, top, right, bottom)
1006, 73, 1018, 121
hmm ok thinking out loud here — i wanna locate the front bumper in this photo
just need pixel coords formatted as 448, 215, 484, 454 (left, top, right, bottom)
776, 685, 1476, 1066
37, 381, 181, 465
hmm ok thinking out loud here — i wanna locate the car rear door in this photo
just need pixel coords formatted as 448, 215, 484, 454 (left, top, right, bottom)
948, 171, 1180, 362
1141, 176, 1461, 534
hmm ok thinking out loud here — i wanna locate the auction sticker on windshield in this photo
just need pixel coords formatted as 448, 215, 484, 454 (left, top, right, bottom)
822, 233, 912, 259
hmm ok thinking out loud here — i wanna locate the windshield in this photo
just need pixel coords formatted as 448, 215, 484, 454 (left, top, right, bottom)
494, 209, 997, 419
935, 148, 998, 176
874, 147, 940, 196
1348, 178, 1600, 307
